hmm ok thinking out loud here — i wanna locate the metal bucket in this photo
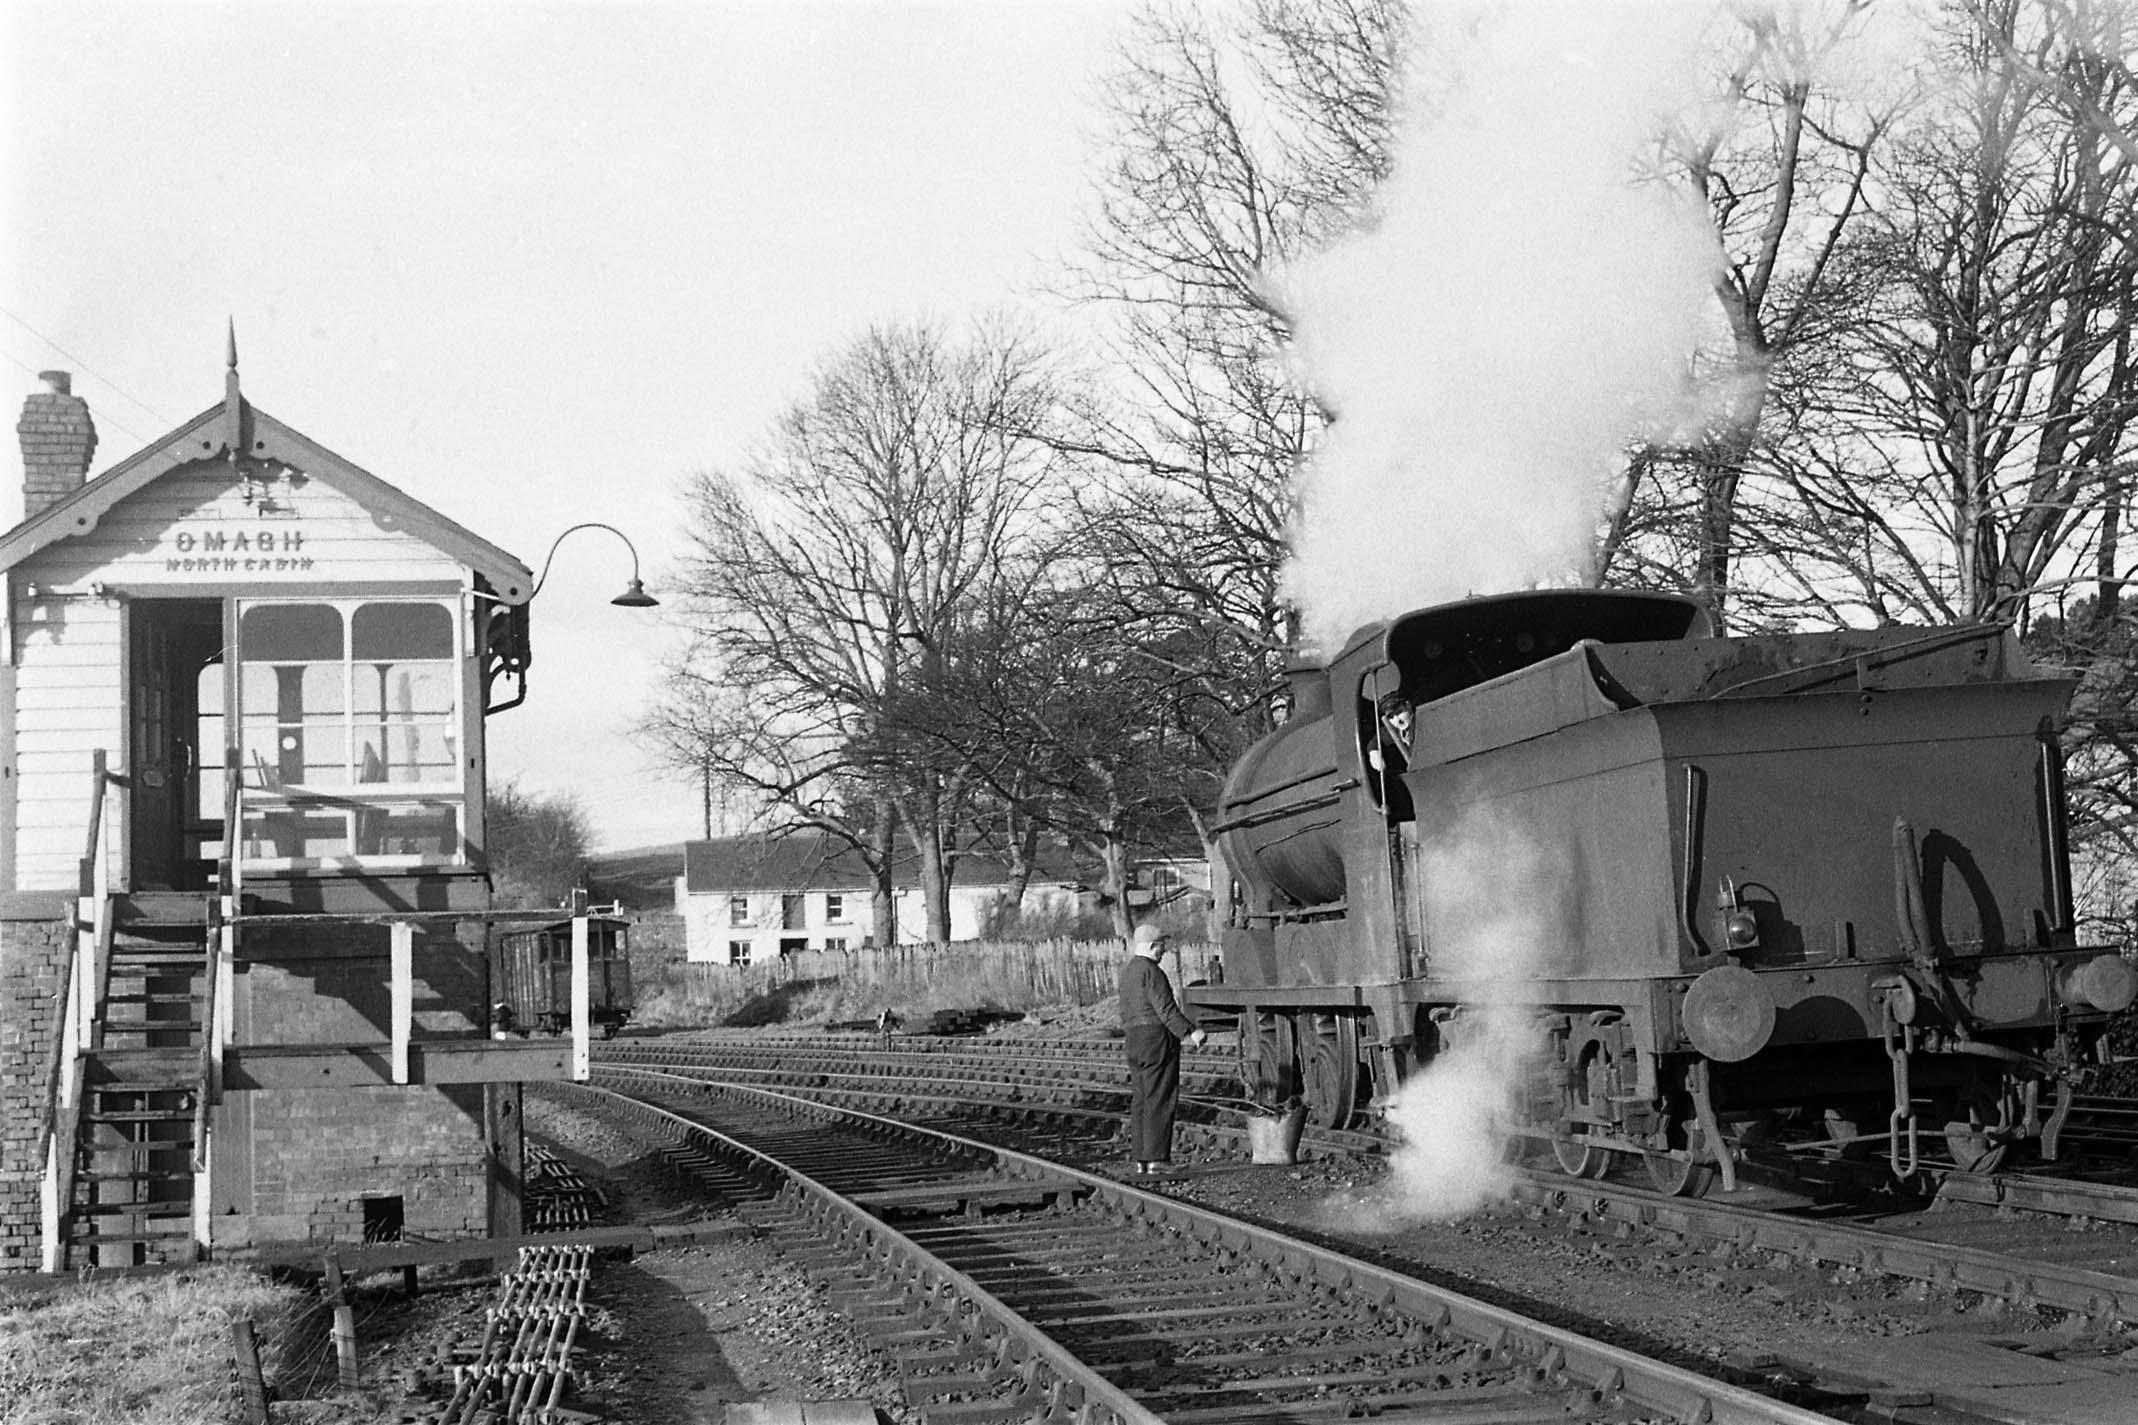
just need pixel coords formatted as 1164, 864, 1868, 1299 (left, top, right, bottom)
1245, 1104, 1307, 1165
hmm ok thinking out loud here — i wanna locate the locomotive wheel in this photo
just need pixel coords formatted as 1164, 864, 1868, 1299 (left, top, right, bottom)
1640, 1149, 1715, 1197
1241, 1014, 1299, 1106
1550, 1135, 1609, 1179
1302, 1015, 1361, 1130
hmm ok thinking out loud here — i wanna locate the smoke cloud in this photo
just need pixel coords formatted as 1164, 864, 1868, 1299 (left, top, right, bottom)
1278, 0, 1725, 650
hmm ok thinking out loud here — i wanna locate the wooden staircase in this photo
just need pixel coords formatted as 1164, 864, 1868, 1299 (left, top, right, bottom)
62, 895, 215, 1268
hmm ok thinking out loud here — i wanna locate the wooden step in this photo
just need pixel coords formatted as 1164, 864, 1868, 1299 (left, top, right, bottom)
86, 1110, 197, 1128
110, 892, 215, 927
79, 1146, 193, 1163
66, 1226, 193, 1246
84, 1093, 195, 1110
72, 1198, 193, 1217
86, 1047, 198, 1079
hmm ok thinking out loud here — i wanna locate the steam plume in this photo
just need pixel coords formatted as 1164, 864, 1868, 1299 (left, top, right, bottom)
1278, 0, 1724, 650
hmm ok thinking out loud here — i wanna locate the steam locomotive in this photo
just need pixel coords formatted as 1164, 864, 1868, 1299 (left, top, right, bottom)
1187, 589, 2136, 1192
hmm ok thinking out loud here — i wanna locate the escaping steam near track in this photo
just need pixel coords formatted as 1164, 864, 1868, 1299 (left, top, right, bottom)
1331, 806, 1565, 1226
1278, 0, 1725, 651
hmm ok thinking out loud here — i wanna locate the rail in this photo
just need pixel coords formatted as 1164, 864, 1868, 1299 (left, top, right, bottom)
39, 751, 125, 1271
588, 1072, 1836, 1425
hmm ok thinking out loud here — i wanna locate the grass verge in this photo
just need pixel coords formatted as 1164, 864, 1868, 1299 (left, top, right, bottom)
0, 1266, 305, 1425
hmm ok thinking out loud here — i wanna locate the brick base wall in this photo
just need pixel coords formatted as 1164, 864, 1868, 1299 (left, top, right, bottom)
0, 897, 73, 1272
214, 1084, 489, 1250
213, 919, 497, 1253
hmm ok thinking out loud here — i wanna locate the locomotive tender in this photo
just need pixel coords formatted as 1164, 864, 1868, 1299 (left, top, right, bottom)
1189, 589, 2136, 1192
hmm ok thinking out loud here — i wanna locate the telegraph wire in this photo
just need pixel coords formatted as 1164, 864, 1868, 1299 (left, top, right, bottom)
0, 343, 160, 451
1, 306, 181, 432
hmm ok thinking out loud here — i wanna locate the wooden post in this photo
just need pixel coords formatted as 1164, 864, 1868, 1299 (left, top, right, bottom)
484, 1081, 525, 1240
389, 923, 413, 1084
322, 1252, 359, 1388
230, 1317, 271, 1423
569, 914, 590, 1083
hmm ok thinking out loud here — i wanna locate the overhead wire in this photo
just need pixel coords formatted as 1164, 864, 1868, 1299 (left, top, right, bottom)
0, 307, 179, 450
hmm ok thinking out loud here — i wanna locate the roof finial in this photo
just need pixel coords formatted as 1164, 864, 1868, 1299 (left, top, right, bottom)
223, 318, 245, 456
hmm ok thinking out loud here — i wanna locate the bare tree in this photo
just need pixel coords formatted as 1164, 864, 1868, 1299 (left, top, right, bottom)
646, 319, 1072, 945
1050, 0, 1410, 838
1735, 0, 2138, 629
486, 781, 594, 910
1589, 1, 1900, 630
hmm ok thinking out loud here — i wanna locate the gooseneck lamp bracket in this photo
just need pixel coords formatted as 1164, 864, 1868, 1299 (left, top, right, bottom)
530, 522, 659, 607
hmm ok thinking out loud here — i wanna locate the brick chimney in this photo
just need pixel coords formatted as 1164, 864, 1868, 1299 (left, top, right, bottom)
17, 370, 98, 519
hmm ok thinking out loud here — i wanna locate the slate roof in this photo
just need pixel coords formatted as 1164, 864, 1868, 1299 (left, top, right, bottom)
682, 833, 1085, 896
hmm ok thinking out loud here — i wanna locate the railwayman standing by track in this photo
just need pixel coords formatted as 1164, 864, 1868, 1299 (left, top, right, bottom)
1119, 924, 1207, 1175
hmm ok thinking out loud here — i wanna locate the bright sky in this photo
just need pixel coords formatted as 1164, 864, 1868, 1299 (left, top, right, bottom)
2, 0, 1133, 851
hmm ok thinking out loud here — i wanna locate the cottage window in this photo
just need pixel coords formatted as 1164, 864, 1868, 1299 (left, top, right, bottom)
781, 893, 805, 930
824, 892, 846, 923
234, 598, 462, 867
728, 940, 751, 966
728, 895, 749, 926
824, 937, 848, 952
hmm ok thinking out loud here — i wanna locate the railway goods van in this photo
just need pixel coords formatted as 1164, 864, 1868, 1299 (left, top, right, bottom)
496, 912, 633, 1038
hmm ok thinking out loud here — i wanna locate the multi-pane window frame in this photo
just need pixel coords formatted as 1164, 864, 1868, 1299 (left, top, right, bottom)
728, 940, 752, 967
728, 895, 750, 927
232, 594, 468, 873
824, 891, 846, 923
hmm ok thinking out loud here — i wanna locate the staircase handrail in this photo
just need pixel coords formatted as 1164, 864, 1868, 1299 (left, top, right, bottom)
39, 751, 124, 1270
36, 752, 123, 1162
192, 900, 220, 1177
218, 746, 241, 902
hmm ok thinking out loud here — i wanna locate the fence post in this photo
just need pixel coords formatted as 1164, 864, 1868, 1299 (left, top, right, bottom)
322, 1252, 359, 1388
231, 1317, 271, 1423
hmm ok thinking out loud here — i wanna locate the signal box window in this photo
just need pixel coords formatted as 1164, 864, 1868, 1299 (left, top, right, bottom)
234, 598, 463, 869
728, 895, 749, 926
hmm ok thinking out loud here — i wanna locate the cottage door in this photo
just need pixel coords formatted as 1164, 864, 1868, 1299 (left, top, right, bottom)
128, 599, 224, 890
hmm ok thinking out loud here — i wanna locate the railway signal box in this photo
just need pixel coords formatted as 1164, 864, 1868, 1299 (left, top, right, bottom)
0, 354, 596, 1271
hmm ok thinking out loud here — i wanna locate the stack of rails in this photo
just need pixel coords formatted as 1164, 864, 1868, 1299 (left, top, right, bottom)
522, 1142, 608, 1232
432, 1243, 592, 1424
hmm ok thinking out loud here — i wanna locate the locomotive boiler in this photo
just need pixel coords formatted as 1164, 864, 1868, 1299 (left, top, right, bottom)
1188, 589, 2136, 1192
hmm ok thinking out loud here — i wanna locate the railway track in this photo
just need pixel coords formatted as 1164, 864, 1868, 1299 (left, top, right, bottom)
598, 1031, 2138, 1217
591, 1032, 2138, 1321
574, 1066, 1839, 1425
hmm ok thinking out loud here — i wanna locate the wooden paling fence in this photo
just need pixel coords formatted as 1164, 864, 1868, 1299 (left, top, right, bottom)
747, 937, 1129, 1002
749, 938, 1214, 1001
